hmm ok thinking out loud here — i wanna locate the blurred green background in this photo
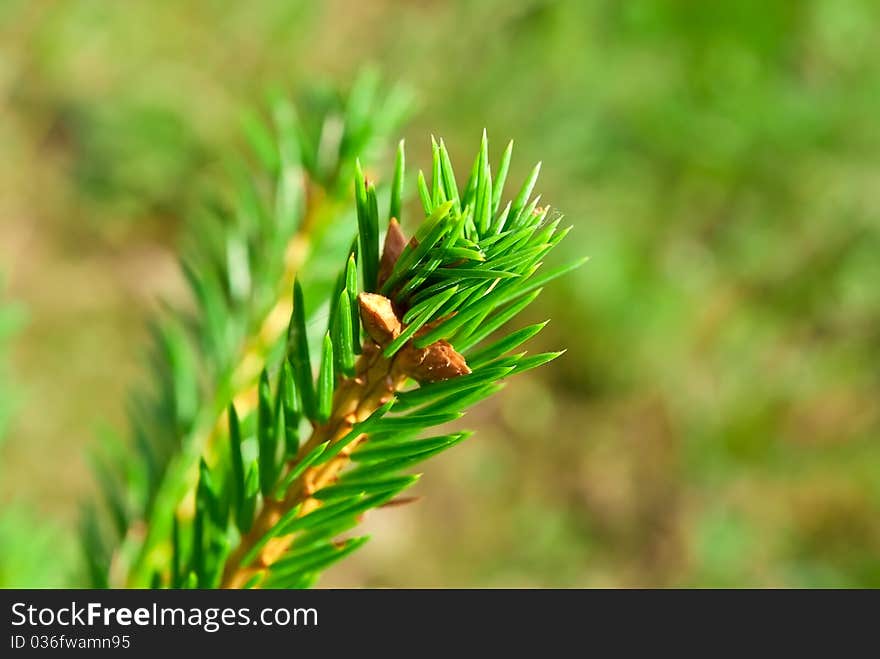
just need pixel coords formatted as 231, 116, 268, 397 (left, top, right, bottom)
1, 0, 879, 587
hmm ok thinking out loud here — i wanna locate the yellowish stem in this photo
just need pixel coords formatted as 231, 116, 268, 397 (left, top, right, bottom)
221, 342, 404, 588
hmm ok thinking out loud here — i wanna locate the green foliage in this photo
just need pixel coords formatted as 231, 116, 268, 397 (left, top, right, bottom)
105, 107, 575, 587
82, 69, 575, 589
81, 74, 411, 587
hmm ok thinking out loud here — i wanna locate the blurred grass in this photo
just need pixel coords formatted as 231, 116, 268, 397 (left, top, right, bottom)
0, 278, 72, 587
0, 0, 878, 586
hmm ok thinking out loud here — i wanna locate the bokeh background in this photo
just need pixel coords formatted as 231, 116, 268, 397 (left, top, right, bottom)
1, 0, 879, 587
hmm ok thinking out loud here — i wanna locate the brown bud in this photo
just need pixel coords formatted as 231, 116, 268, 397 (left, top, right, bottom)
358, 293, 401, 347
377, 218, 409, 288
397, 339, 471, 383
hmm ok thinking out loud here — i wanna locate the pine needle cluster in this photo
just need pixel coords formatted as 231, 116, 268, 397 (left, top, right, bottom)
83, 76, 581, 588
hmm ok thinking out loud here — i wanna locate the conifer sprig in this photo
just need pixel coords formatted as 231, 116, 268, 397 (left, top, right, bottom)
168, 132, 581, 589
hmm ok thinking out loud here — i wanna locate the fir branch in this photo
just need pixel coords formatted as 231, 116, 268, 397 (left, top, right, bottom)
168, 133, 580, 589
